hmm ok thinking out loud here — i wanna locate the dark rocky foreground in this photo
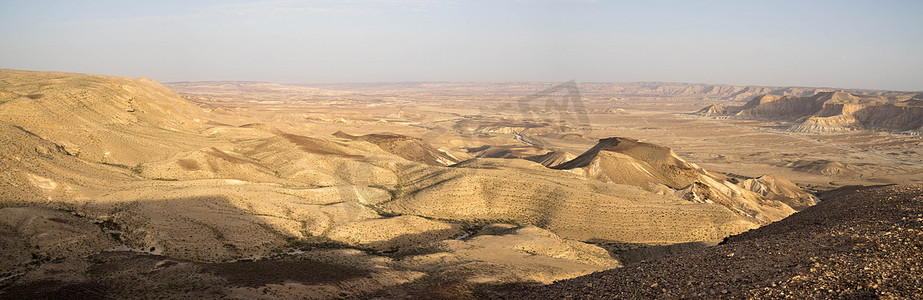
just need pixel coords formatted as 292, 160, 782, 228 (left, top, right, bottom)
493, 184, 923, 299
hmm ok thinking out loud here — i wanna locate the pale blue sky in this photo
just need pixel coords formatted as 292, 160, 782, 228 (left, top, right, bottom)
1, 0, 921, 90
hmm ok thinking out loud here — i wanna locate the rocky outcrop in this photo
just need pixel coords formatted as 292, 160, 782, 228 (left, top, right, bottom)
696, 91, 923, 134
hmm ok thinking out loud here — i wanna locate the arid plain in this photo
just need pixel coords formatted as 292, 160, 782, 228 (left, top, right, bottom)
1, 69, 921, 299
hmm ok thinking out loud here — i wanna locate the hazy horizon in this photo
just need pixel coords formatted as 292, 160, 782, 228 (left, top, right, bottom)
2, 0, 922, 91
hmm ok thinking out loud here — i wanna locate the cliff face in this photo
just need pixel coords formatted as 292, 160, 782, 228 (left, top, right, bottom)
696, 91, 923, 134
583, 84, 833, 101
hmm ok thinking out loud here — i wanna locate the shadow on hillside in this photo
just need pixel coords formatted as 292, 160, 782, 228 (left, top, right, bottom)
358, 226, 463, 254
0, 194, 385, 297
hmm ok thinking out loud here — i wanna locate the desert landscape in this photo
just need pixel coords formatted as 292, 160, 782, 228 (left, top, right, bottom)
0, 68, 920, 299
2, 1, 922, 299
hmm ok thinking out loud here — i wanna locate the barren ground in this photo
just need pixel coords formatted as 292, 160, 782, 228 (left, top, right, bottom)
1, 72, 920, 299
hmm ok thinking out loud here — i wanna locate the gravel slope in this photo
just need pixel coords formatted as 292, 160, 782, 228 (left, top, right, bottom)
498, 184, 923, 299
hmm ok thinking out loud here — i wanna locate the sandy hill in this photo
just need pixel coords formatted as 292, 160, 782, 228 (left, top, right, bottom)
0, 69, 209, 165
379, 137, 818, 245
381, 158, 760, 245
696, 91, 923, 133
553, 137, 813, 223
524, 150, 577, 168
453, 117, 571, 136
138, 146, 284, 183
738, 175, 818, 210
464, 144, 577, 167
465, 144, 548, 159
333, 131, 459, 166
0, 69, 410, 188
786, 159, 860, 177
553, 137, 700, 188
500, 184, 923, 299
0, 121, 137, 204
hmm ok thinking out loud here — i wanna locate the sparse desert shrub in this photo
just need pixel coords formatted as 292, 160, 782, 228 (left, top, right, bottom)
285, 235, 351, 250
130, 163, 143, 174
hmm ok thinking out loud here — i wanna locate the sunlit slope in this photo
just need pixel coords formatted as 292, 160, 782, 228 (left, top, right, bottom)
0, 120, 137, 204
334, 131, 461, 166
554, 137, 805, 223
383, 137, 818, 244
0, 69, 209, 165
739, 175, 818, 210
382, 158, 759, 244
